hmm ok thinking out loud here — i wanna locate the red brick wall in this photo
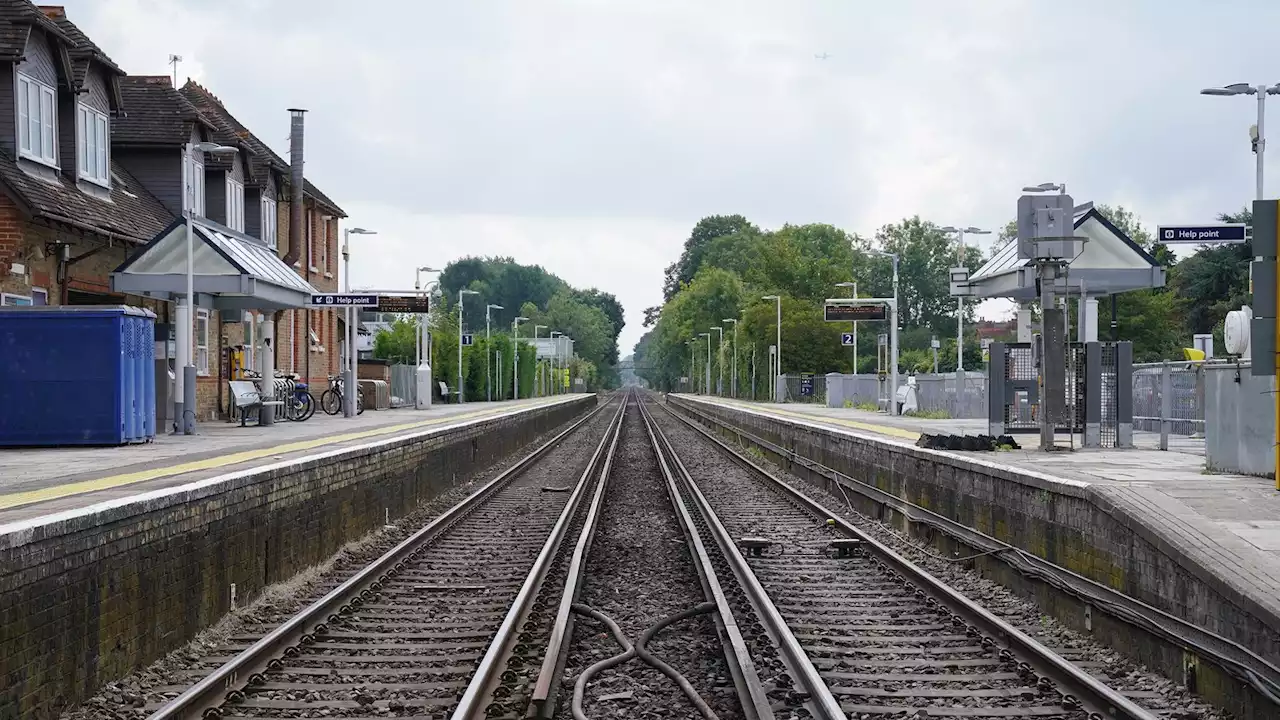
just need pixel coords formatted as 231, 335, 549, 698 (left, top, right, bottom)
273, 200, 340, 393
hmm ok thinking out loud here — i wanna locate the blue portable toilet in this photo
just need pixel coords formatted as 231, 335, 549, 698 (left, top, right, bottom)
0, 305, 158, 446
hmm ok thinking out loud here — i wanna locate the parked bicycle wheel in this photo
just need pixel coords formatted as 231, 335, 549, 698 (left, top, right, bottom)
298, 392, 316, 421
356, 390, 365, 415
321, 389, 342, 415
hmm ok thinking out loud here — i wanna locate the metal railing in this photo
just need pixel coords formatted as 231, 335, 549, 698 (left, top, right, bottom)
1132, 362, 1205, 446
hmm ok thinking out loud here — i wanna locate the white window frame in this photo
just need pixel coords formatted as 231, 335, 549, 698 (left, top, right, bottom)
1, 292, 32, 306
17, 73, 57, 166
183, 151, 205, 217
260, 195, 277, 248
320, 216, 330, 274
225, 176, 245, 232
195, 308, 210, 376
305, 208, 315, 271
31, 287, 47, 305
77, 104, 109, 186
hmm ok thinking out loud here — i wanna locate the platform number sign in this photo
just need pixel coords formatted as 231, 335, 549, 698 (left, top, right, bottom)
461, 334, 474, 346
841, 333, 855, 346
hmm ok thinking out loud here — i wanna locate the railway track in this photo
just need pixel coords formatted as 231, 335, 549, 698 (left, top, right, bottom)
144, 396, 624, 720
644, 394, 1161, 720
140, 389, 1183, 720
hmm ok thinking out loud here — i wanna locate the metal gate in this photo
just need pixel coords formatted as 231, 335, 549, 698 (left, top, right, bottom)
988, 341, 1131, 447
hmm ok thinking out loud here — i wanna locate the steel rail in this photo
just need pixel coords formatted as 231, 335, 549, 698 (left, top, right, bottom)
671, 397, 1280, 708
451, 397, 627, 719
660, 399, 1161, 720
642, 397, 847, 720
637, 395, 775, 720
527, 391, 629, 717
145, 399, 613, 720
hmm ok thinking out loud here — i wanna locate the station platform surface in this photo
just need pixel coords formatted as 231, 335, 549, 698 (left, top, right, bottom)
0, 395, 581, 526
674, 395, 1280, 638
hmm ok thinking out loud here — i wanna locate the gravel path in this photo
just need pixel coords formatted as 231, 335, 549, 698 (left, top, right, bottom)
62, 401, 617, 720
554, 401, 743, 720
653, 399, 1221, 720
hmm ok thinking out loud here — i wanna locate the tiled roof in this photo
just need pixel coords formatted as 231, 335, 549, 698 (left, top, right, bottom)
39, 6, 123, 87
0, 0, 68, 57
181, 80, 347, 217
0, 151, 173, 242
115, 75, 215, 147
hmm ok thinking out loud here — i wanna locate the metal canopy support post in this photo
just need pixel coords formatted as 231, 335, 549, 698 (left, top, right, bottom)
1116, 341, 1134, 448
1159, 360, 1172, 451
261, 312, 277, 425
1084, 342, 1102, 447
988, 341, 1006, 437
343, 306, 355, 418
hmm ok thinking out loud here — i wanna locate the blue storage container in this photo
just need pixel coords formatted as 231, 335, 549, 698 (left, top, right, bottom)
0, 305, 157, 446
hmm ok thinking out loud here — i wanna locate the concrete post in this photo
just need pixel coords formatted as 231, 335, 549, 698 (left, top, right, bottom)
988, 341, 1006, 437
1016, 304, 1033, 342
1117, 341, 1134, 448
1084, 341, 1101, 447
826, 372, 843, 408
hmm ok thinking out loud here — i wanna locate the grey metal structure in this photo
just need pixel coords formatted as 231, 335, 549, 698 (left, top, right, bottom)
1252, 199, 1277, 375
988, 340, 1133, 448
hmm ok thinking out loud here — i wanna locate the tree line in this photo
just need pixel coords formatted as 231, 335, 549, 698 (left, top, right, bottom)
635, 207, 1252, 392
371, 256, 624, 394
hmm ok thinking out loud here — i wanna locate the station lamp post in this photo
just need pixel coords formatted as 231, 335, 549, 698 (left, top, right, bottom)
686, 339, 696, 393
761, 295, 781, 402
870, 251, 900, 415
551, 331, 563, 395
485, 304, 503, 401
940, 226, 991, 372
337, 226, 378, 418
835, 281, 858, 374
722, 318, 738, 397
534, 324, 547, 396
177, 141, 239, 435
1201, 82, 1280, 200
698, 332, 712, 396
711, 326, 724, 395
414, 266, 439, 383
458, 289, 479, 402
513, 316, 529, 399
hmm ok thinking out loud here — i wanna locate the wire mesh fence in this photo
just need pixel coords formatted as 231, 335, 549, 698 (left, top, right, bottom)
1131, 362, 1205, 436
388, 364, 418, 408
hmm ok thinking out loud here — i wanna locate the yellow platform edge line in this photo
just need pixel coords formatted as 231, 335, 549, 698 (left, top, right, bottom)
692, 396, 922, 441
0, 399, 559, 512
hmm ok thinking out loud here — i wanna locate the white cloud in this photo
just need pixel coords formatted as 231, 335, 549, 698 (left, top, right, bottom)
63, 0, 1280, 355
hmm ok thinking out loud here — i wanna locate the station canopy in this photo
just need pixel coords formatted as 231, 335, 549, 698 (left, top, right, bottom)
111, 217, 318, 310
965, 205, 1165, 301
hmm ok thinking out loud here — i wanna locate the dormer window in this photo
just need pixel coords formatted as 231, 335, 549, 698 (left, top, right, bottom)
17, 73, 56, 166
260, 195, 277, 248
226, 176, 244, 231
77, 104, 109, 186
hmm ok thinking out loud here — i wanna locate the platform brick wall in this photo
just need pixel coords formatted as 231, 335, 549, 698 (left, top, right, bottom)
670, 396, 1280, 720
0, 395, 595, 720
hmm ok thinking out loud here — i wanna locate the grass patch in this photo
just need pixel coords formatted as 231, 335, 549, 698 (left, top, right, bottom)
904, 408, 951, 419
854, 402, 880, 412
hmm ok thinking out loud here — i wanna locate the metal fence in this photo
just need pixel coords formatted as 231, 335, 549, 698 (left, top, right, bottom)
782, 374, 827, 404
825, 372, 988, 418
388, 364, 418, 408
1131, 361, 1205, 437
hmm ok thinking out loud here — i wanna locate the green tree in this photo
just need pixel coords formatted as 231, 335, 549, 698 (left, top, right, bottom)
372, 317, 419, 364
662, 214, 758, 300
1168, 208, 1253, 338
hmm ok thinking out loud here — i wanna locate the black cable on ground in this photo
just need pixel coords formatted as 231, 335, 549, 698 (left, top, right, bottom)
569, 602, 721, 720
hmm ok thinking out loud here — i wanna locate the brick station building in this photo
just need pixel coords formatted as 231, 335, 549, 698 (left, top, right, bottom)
0, 0, 347, 424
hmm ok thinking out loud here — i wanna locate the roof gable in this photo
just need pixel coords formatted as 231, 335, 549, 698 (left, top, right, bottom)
180, 80, 346, 217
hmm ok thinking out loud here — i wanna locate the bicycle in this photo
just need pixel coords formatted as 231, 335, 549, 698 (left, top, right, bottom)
320, 375, 365, 416
281, 373, 316, 421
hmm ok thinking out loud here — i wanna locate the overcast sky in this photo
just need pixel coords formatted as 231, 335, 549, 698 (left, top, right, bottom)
67, 0, 1280, 355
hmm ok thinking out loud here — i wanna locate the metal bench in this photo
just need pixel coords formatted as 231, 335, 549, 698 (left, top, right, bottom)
438, 381, 460, 404
228, 380, 285, 426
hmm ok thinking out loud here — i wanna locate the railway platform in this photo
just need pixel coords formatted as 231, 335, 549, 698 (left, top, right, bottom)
0, 395, 578, 526
669, 394, 1280, 672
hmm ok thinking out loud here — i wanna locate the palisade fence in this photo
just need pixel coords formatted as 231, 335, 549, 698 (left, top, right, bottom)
802, 361, 1206, 434
389, 364, 418, 408
1131, 361, 1205, 436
